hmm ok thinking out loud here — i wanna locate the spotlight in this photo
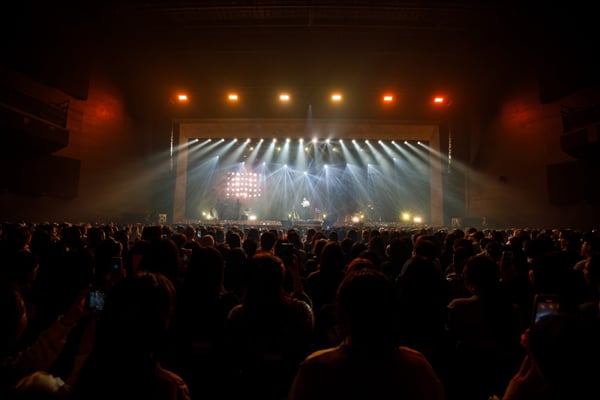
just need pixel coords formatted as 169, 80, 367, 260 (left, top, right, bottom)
175, 93, 189, 103
433, 95, 450, 106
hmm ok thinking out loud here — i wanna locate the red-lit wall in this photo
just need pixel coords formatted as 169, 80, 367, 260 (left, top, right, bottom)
462, 77, 600, 230
0, 68, 155, 223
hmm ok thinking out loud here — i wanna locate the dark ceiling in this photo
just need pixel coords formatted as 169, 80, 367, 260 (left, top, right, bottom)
1, 2, 597, 119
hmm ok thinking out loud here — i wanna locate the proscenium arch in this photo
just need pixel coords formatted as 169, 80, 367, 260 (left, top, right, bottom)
172, 118, 443, 226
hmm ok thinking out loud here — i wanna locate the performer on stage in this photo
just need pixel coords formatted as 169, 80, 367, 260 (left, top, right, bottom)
301, 197, 310, 220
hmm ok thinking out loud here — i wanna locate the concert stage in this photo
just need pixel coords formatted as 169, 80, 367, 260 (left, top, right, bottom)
181, 218, 427, 232
189, 219, 325, 230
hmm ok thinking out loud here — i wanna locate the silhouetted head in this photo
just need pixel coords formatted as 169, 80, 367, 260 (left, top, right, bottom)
335, 268, 396, 351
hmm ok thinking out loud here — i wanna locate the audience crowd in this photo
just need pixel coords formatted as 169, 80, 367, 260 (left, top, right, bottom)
1, 220, 600, 399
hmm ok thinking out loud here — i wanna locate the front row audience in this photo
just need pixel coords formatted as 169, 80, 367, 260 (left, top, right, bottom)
1, 222, 600, 400
288, 268, 445, 400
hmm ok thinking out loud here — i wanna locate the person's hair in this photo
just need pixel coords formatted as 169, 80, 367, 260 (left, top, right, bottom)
335, 268, 396, 351
357, 249, 382, 269
529, 312, 600, 398
386, 237, 413, 263
97, 270, 177, 352
319, 241, 346, 273
349, 241, 367, 262
141, 225, 162, 241
246, 227, 260, 243
86, 226, 106, 248
286, 229, 302, 248
328, 230, 339, 241
61, 225, 85, 250
453, 237, 474, 254
530, 250, 582, 311
463, 254, 500, 293
71, 271, 179, 400
183, 225, 197, 241
367, 235, 386, 257
260, 231, 277, 251
464, 254, 522, 344
200, 234, 215, 247
346, 257, 376, 273
311, 238, 328, 260
484, 240, 503, 261
170, 232, 187, 249
242, 237, 257, 258
226, 230, 242, 248
413, 238, 440, 260
185, 245, 226, 300
340, 237, 355, 257
93, 237, 123, 285
3, 224, 32, 253
137, 238, 181, 285
243, 253, 288, 307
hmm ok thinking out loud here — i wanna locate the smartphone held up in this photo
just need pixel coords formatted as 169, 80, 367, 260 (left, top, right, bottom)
86, 289, 105, 311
